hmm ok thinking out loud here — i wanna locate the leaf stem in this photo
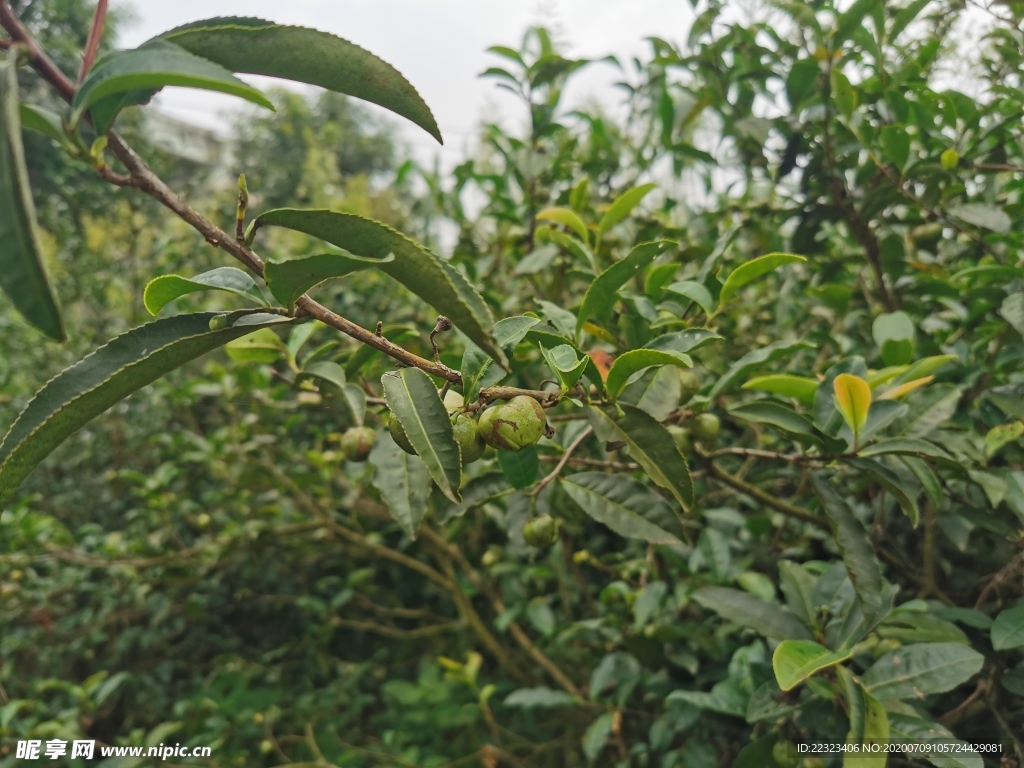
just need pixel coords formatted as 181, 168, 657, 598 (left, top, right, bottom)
77, 0, 107, 84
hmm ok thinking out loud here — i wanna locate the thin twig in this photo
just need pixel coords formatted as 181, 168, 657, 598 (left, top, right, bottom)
531, 426, 592, 495
707, 462, 828, 530
77, 0, 107, 84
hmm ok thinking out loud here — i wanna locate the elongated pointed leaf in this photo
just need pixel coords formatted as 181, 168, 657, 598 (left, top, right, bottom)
619, 366, 682, 422
0, 58, 64, 342
718, 253, 806, 305
381, 368, 461, 502
858, 438, 952, 463
834, 373, 872, 439
369, 432, 431, 539
536, 207, 589, 245
838, 668, 889, 768
72, 40, 274, 131
562, 472, 683, 545
249, 209, 502, 363
497, 447, 539, 490
0, 312, 292, 507
664, 280, 715, 315
709, 339, 812, 398
576, 240, 675, 337
161, 17, 441, 142
862, 643, 984, 700
597, 183, 657, 242
461, 316, 540, 401
588, 404, 693, 509
728, 401, 822, 446
848, 457, 920, 526
992, 605, 1024, 650
606, 349, 692, 400
693, 587, 814, 641
264, 251, 395, 308
19, 103, 77, 153
773, 640, 852, 691
144, 267, 265, 314
742, 374, 819, 404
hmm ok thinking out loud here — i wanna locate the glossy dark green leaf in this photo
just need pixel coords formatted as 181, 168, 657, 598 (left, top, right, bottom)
19, 103, 76, 153
369, 431, 432, 539
588, 404, 693, 509
728, 401, 822, 445
664, 280, 715, 316
562, 472, 684, 545
381, 368, 461, 502
576, 240, 676, 337
497, 446, 539, 490
144, 267, 265, 314
160, 17, 441, 142
605, 349, 692, 400
72, 40, 275, 131
0, 57, 64, 342
0, 312, 292, 507
249, 209, 502, 363
693, 587, 813, 641
858, 438, 952, 463
862, 643, 984, 700
991, 605, 1024, 650
264, 251, 395, 308
619, 366, 682, 422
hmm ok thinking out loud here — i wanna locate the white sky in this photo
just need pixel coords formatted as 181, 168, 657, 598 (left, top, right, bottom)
114, 0, 694, 165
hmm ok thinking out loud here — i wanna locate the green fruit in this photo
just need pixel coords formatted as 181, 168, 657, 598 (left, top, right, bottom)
772, 741, 799, 768
481, 548, 501, 567
208, 314, 231, 330
452, 413, 486, 465
388, 412, 417, 455
340, 426, 376, 462
667, 425, 692, 453
911, 222, 943, 249
940, 147, 960, 170
678, 370, 700, 405
692, 413, 721, 441
523, 514, 559, 548
478, 396, 546, 451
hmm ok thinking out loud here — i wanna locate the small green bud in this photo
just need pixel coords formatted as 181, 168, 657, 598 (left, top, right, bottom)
523, 514, 559, 548
340, 426, 376, 462
388, 412, 417, 455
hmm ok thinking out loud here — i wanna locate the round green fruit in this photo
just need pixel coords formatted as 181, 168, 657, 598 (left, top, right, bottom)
388, 412, 417, 455
340, 426, 376, 462
940, 147, 960, 170
667, 425, 692, 453
523, 514, 559, 548
772, 741, 799, 768
453, 412, 486, 465
692, 413, 721, 441
677, 370, 700, 405
478, 396, 546, 451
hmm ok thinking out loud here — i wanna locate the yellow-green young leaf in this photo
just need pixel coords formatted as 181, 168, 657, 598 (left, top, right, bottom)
742, 374, 819, 404
773, 640, 853, 692
161, 17, 442, 143
226, 327, 286, 364
605, 349, 692, 400
837, 668, 889, 768
71, 40, 275, 131
144, 267, 265, 315
248, 209, 503, 365
834, 373, 872, 438
0, 312, 293, 508
597, 182, 657, 243
369, 430, 431, 539
0, 57, 65, 342
381, 368, 461, 502
718, 253, 806, 305
879, 376, 933, 401
536, 207, 590, 245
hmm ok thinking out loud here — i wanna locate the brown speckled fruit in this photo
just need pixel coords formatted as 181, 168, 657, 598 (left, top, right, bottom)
340, 426, 376, 462
478, 396, 546, 451
387, 412, 417, 455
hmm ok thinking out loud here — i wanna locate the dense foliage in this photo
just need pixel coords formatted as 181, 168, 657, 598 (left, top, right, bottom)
0, 1, 1022, 767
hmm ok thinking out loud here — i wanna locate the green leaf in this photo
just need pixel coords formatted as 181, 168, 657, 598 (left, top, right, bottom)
742, 374, 819, 404
536, 207, 589, 246
0, 312, 292, 507
773, 640, 853, 691
786, 58, 820, 109
605, 349, 692, 400
160, 17, 441, 142
461, 316, 540, 401
991, 605, 1024, 650
582, 712, 614, 763
0, 57, 64, 342
296, 361, 347, 393
834, 373, 872, 440
619, 366, 682, 422
891, 0, 933, 41
561, 472, 684, 546
1001, 292, 1024, 338
838, 668, 889, 768
718, 253, 806, 306
847, 458, 920, 527
778, 561, 817, 627
880, 125, 911, 171
588, 404, 693, 509
143, 267, 265, 314
664, 280, 715, 315
226, 327, 286, 363
576, 240, 676, 337
811, 475, 883, 628
948, 203, 1011, 235
72, 40, 275, 131
369, 431, 431, 539
264, 251, 396, 308
19, 103, 76, 153
858, 438, 952, 463
835, 0, 881, 45
873, 311, 915, 366
597, 182, 657, 243
647, 328, 724, 355
541, 228, 597, 271
439, 472, 513, 523
503, 687, 579, 709
862, 643, 984, 700
693, 587, 813, 641
709, 339, 812, 398
497, 447, 539, 490
727, 402, 822, 445
381, 368, 462, 502
539, 344, 589, 392
887, 715, 983, 768
249, 209, 502, 364
526, 598, 556, 636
